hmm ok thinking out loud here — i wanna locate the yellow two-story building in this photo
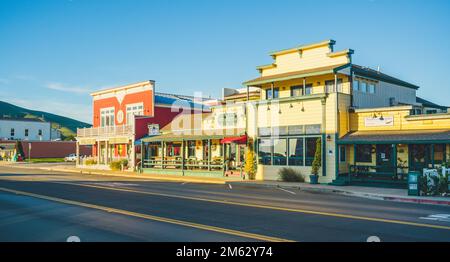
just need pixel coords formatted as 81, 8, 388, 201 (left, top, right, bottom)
140, 39, 450, 187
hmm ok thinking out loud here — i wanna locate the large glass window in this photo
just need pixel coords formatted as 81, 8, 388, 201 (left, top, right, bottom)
166, 142, 181, 157
305, 137, 320, 166
356, 144, 373, 163
288, 138, 304, 166
100, 108, 115, 127
258, 139, 272, 165
368, 84, 375, 94
353, 80, 359, 92
434, 144, 445, 165
272, 139, 287, 165
187, 141, 196, 158
290, 86, 303, 97
360, 82, 367, 93
126, 103, 144, 125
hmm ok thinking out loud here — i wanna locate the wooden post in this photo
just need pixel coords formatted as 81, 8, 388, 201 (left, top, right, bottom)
431, 144, 435, 168
351, 144, 357, 183
208, 139, 211, 171
303, 78, 306, 95
161, 141, 165, 169
181, 140, 185, 173
393, 144, 397, 176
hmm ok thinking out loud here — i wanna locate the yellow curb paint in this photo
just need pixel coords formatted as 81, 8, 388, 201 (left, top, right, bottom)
0, 186, 292, 242
55, 181, 450, 231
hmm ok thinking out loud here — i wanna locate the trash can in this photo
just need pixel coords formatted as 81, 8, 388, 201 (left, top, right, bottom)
408, 171, 421, 196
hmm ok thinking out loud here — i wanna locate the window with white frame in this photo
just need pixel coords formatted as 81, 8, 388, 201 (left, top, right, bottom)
126, 103, 144, 125
100, 108, 115, 127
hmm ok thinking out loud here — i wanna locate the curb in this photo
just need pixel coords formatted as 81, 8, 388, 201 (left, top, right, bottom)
228, 181, 450, 206
4, 164, 227, 185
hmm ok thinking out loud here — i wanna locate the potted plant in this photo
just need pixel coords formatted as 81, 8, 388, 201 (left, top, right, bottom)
309, 138, 321, 184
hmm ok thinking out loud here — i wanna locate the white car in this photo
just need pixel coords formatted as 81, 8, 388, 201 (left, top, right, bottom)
64, 153, 77, 162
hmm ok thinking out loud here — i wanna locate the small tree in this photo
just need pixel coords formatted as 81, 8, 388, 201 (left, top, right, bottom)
244, 141, 257, 180
311, 138, 322, 176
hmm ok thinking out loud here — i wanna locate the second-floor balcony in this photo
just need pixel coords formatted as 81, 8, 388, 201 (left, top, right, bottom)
77, 125, 134, 138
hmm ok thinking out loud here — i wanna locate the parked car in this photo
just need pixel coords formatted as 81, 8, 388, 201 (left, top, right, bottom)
64, 153, 77, 162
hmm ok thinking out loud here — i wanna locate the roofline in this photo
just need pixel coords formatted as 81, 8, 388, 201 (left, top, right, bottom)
353, 105, 413, 113
243, 63, 351, 86
352, 65, 420, 90
269, 39, 335, 57
90, 80, 155, 96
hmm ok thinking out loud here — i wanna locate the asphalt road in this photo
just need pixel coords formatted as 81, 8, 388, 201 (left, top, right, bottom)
0, 165, 450, 242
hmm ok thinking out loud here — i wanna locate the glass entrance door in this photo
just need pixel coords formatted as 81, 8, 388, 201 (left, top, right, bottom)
376, 144, 393, 173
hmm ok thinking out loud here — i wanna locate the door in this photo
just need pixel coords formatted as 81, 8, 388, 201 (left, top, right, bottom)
376, 144, 393, 173
409, 144, 430, 171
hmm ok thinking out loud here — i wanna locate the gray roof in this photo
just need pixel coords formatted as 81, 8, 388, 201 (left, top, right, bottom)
338, 129, 450, 144
352, 64, 420, 90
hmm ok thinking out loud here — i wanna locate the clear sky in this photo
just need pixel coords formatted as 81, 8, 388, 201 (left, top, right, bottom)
1, 0, 449, 123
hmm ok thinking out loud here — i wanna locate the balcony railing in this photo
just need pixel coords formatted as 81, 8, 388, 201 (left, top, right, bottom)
77, 125, 133, 138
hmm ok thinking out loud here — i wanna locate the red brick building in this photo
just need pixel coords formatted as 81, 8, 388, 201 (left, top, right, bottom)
76, 80, 207, 169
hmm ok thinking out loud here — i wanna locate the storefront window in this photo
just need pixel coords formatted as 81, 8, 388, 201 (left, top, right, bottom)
167, 142, 181, 157
258, 139, 272, 165
273, 139, 287, 165
356, 145, 372, 163
305, 137, 320, 166
288, 138, 304, 166
187, 141, 196, 157
434, 144, 445, 165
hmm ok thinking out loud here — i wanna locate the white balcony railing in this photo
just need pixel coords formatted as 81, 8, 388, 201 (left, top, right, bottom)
77, 125, 133, 138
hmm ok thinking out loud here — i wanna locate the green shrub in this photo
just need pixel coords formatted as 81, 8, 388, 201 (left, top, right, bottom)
311, 138, 322, 176
278, 167, 305, 182
84, 159, 97, 165
109, 159, 128, 171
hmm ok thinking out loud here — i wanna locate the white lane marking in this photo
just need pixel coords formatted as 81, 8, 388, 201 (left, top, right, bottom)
367, 236, 381, 242
277, 187, 296, 195
420, 214, 450, 223
67, 236, 81, 242
228, 184, 232, 190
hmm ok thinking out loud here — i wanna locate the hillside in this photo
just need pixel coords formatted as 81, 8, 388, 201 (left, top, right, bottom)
0, 100, 91, 139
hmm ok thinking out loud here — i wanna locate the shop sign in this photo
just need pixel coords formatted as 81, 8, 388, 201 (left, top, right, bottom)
364, 116, 394, 127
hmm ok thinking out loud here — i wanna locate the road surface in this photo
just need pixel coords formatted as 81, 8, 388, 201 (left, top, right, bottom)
0, 165, 449, 242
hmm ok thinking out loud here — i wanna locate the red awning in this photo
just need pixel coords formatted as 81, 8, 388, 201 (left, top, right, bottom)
220, 135, 247, 144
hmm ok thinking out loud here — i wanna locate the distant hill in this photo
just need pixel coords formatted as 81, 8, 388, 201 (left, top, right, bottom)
0, 100, 91, 139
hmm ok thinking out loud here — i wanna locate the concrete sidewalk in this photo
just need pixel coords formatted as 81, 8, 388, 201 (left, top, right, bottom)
0, 162, 235, 184
230, 180, 450, 206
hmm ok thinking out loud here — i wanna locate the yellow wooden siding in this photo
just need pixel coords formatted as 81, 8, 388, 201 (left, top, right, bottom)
350, 109, 450, 132
262, 45, 350, 77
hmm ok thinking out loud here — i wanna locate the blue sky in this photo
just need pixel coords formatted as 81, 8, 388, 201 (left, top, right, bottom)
0, 0, 449, 123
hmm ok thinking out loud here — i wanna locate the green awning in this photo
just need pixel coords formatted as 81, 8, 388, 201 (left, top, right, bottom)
338, 130, 450, 145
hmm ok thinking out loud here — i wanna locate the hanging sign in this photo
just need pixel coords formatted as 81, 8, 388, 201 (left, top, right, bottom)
148, 124, 160, 136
